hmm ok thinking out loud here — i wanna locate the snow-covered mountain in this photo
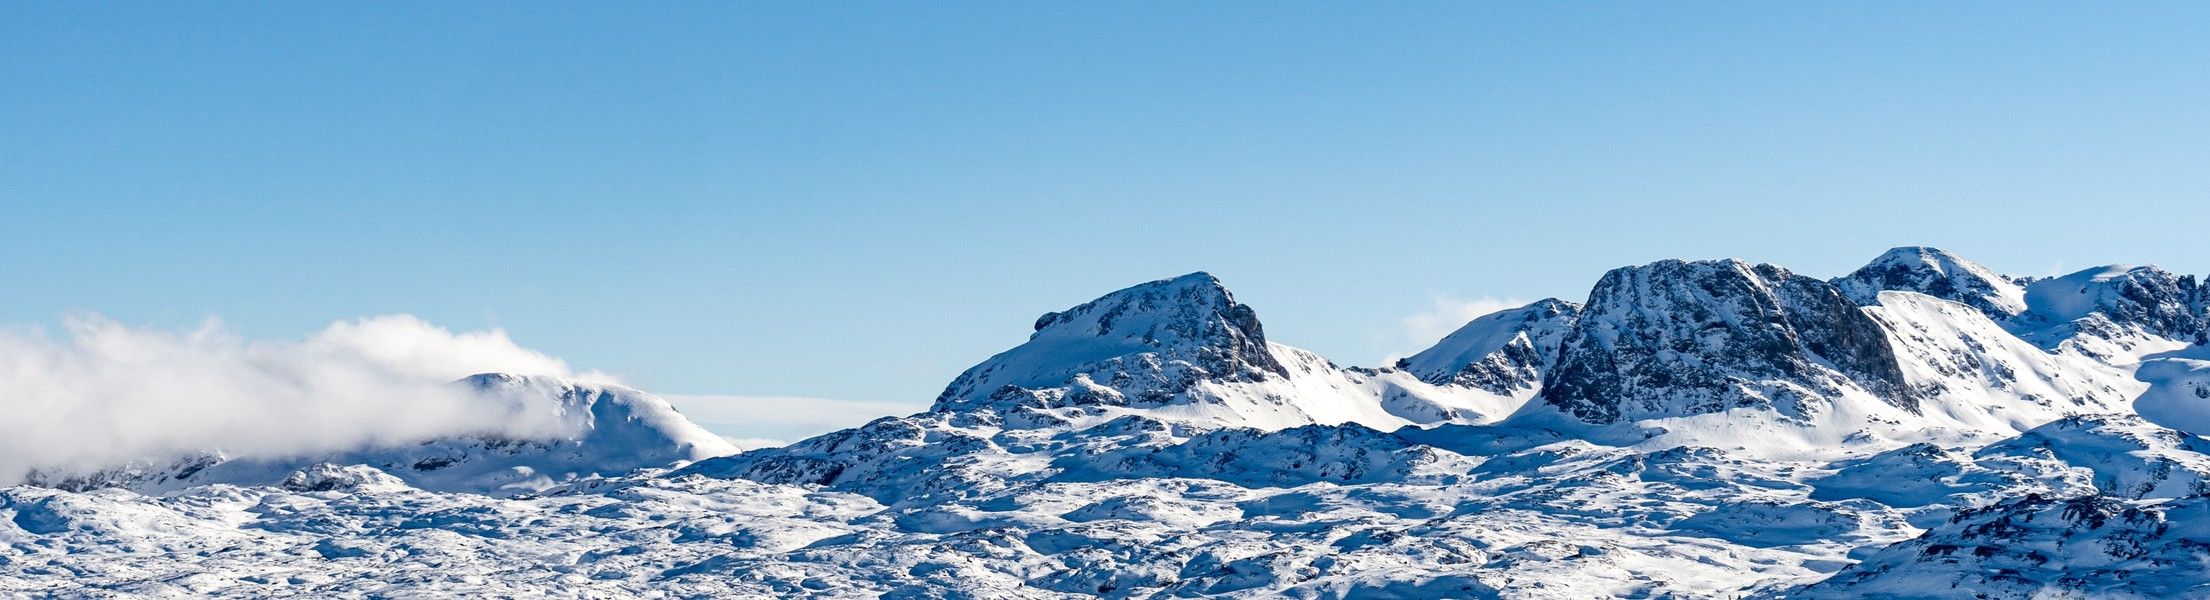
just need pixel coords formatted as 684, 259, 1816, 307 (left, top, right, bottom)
1530, 259, 1917, 442
19, 374, 736, 497
928, 272, 1513, 432
1836, 246, 2030, 319
9, 246, 2210, 598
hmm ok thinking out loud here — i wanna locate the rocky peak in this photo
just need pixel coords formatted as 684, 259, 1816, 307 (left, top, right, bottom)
931, 272, 1288, 412
1396, 298, 1579, 394
1834, 246, 2028, 318
1540, 259, 1913, 424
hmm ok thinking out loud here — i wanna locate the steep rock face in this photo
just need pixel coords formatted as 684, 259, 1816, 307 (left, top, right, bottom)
1833, 246, 2029, 319
684, 273, 1522, 504
1540, 259, 1913, 424
1397, 299, 1579, 395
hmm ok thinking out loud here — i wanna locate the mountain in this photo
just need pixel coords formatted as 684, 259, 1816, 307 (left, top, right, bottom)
13, 247, 2210, 599
2011, 264, 2206, 362
927, 272, 1510, 432
1530, 259, 1917, 445
1835, 246, 2030, 319
679, 272, 1512, 504
1396, 298, 1579, 395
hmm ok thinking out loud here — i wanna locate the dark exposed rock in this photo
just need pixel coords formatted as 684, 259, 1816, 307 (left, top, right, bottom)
1541, 259, 1914, 424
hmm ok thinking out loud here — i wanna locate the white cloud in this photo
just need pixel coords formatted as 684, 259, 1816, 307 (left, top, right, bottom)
664, 394, 927, 446
1390, 295, 1529, 361
0, 314, 588, 484
305, 314, 610, 383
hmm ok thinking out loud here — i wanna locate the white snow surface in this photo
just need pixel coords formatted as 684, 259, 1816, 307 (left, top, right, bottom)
8, 249, 2210, 599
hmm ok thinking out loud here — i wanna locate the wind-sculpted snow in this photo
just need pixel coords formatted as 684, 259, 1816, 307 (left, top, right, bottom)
2136, 344, 2210, 435
14, 248, 2210, 598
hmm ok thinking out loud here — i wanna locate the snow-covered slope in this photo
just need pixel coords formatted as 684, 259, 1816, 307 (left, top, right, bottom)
2011, 264, 2204, 362
1800, 493, 2210, 599
13, 247, 2210, 599
1862, 291, 2142, 432
1397, 298, 1579, 395
2136, 344, 2210, 434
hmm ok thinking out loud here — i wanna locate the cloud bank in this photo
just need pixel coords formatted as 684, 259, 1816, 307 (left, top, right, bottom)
0, 314, 592, 483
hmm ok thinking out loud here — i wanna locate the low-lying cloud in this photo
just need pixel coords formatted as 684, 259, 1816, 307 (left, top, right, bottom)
0, 314, 593, 484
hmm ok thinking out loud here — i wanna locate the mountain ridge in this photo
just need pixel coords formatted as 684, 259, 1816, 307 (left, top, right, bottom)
11, 246, 2210, 598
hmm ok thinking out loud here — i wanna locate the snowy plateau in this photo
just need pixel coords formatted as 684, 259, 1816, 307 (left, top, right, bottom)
10, 246, 2210, 599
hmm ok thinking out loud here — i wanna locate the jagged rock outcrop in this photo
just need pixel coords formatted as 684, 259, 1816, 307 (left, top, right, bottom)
1540, 259, 1914, 424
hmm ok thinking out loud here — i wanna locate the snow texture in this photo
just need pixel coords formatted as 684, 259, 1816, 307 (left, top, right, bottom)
9, 248, 2210, 599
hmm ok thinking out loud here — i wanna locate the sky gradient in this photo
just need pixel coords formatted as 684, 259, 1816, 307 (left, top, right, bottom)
5, 3, 2208, 411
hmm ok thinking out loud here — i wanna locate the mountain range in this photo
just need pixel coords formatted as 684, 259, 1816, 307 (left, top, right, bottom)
6, 246, 2210, 598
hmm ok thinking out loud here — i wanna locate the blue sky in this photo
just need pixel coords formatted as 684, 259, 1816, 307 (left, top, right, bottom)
4, 3, 2208, 411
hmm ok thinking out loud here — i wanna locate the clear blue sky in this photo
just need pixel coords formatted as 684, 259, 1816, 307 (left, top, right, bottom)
4, 3, 2207, 404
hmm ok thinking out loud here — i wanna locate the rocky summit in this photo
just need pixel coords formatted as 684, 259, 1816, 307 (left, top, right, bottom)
9, 247, 2210, 598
